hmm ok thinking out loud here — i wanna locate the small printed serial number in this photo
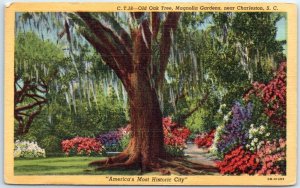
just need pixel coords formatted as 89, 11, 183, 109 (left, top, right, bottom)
267, 177, 284, 181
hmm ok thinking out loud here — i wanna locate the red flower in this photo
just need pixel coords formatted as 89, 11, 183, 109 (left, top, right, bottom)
244, 62, 286, 127
61, 137, 103, 156
162, 117, 191, 148
216, 146, 259, 175
194, 129, 215, 148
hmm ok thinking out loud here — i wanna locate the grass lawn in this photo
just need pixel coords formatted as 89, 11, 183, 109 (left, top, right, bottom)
14, 156, 140, 175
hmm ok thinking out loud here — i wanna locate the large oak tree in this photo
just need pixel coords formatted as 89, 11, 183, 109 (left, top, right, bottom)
67, 12, 182, 171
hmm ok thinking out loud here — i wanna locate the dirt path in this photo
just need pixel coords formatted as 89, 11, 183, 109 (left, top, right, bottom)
184, 143, 217, 168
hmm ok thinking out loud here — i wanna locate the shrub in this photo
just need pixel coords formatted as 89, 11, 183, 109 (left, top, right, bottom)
163, 117, 191, 149
14, 140, 46, 158
246, 123, 276, 152
94, 118, 190, 156
194, 129, 215, 148
96, 131, 122, 152
244, 62, 286, 127
257, 139, 286, 175
61, 137, 104, 156
96, 124, 131, 152
119, 132, 131, 150
217, 139, 286, 175
40, 135, 61, 154
211, 102, 253, 158
163, 117, 191, 157
216, 146, 259, 175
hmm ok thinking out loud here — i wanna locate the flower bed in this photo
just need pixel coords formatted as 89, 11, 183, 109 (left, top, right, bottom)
14, 140, 46, 158
216, 146, 259, 175
244, 62, 286, 127
194, 129, 215, 148
210, 102, 253, 158
163, 117, 191, 156
257, 139, 286, 175
212, 62, 287, 175
61, 137, 104, 156
96, 124, 131, 152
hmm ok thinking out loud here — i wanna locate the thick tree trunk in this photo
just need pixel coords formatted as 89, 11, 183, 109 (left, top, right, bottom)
90, 71, 166, 171
125, 70, 165, 171
84, 12, 181, 172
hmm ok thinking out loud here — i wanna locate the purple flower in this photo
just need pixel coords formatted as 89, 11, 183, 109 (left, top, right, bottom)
216, 102, 253, 157
96, 131, 122, 147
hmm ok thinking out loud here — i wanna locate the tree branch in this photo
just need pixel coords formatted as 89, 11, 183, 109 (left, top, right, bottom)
79, 29, 133, 94
132, 18, 152, 69
77, 12, 133, 73
178, 93, 209, 121
15, 99, 47, 112
156, 13, 181, 86
151, 13, 160, 41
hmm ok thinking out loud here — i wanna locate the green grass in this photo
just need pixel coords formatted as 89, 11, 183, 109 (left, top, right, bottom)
14, 157, 140, 175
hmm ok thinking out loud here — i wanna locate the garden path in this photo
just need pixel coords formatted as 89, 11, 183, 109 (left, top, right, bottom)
184, 143, 217, 168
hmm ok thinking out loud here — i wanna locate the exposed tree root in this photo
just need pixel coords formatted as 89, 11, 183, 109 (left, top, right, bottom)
89, 152, 129, 167
89, 155, 219, 175
95, 160, 137, 171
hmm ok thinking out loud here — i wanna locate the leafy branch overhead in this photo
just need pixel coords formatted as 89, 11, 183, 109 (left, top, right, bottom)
65, 12, 181, 93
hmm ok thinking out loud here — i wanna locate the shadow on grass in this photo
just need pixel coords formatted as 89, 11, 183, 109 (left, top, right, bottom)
14, 164, 140, 175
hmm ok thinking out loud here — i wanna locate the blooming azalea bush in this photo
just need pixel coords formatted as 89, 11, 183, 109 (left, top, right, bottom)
94, 118, 190, 156
246, 123, 273, 152
217, 139, 286, 175
61, 137, 104, 156
212, 63, 286, 175
257, 139, 286, 175
194, 129, 215, 148
163, 117, 191, 156
14, 140, 46, 158
244, 62, 286, 127
216, 146, 259, 175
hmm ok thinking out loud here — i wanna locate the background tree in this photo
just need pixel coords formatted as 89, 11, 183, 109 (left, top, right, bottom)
162, 12, 286, 134
14, 32, 65, 136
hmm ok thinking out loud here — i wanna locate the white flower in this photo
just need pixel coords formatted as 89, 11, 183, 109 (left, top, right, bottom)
250, 124, 254, 128
257, 143, 262, 149
259, 131, 264, 135
246, 144, 250, 148
14, 140, 46, 158
259, 125, 266, 132
253, 138, 258, 143
266, 132, 270, 137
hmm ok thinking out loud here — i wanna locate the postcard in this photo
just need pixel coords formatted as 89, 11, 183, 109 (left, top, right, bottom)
4, 2, 297, 186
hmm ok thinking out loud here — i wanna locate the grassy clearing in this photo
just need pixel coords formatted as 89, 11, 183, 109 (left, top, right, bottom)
14, 157, 140, 175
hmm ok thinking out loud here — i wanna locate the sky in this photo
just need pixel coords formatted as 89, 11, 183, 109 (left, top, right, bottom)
276, 17, 287, 41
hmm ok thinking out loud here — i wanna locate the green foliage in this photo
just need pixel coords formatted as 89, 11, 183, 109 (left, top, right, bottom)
119, 133, 131, 150
40, 136, 61, 154
164, 12, 286, 136
15, 32, 66, 80
18, 90, 128, 154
